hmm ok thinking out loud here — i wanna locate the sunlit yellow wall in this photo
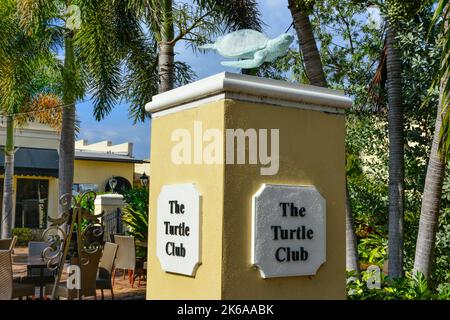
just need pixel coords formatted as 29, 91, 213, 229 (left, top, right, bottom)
0, 161, 134, 225
147, 98, 346, 300
221, 99, 346, 299
147, 101, 225, 300
74, 159, 135, 193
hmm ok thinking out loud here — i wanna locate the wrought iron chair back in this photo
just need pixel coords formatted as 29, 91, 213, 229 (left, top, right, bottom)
42, 191, 104, 300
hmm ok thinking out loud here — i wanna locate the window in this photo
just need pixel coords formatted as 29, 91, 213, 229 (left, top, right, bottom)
73, 183, 99, 196
15, 179, 49, 229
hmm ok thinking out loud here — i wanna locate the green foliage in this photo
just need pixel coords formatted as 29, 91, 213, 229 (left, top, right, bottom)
435, 0, 450, 157
126, 0, 262, 122
358, 234, 388, 265
74, 192, 105, 229
347, 271, 450, 300
12, 228, 32, 246
306, 0, 448, 288
386, 0, 422, 24
75, 191, 104, 210
122, 187, 149, 259
122, 187, 149, 217
0, 0, 59, 115
433, 169, 450, 285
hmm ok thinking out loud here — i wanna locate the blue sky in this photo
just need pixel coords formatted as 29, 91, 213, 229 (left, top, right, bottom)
77, 1, 379, 160
76, 0, 293, 160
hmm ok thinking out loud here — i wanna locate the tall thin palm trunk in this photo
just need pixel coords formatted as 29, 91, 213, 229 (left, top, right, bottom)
346, 181, 360, 274
413, 10, 448, 280
158, 0, 175, 93
288, 0, 360, 274
287, 0, 327, 87
58, 32, 76, 215
1, 115, 15, 238
386, 26, 404, 278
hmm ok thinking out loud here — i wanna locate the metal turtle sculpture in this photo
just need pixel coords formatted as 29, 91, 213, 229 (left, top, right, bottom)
199, 29, 294, 69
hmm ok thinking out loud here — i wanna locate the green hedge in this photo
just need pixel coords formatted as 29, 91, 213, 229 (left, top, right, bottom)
12, 228, 43, 246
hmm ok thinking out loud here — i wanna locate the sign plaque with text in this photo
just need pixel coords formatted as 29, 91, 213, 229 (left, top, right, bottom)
157, 184, 201, 276
252, 184, 326, 278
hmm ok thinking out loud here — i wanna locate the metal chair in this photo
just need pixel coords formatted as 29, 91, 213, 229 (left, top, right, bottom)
96, 242, 118, 299
112, 235, 136, 287
0, 250, 35, 300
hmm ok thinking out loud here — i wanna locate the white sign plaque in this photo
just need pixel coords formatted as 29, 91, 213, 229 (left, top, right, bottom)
252, 184, 326, 278
157, 183, 201, 276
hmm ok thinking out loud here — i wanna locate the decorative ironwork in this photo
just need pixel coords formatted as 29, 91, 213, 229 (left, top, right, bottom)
42, 191, 105, 300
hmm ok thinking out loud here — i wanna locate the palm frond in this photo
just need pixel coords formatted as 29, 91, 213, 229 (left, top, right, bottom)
76, 0, 124, 120
434, 0, 450, 156
367, 40, 388, 112
212, 0, 263, 32
0, 0, 62, 123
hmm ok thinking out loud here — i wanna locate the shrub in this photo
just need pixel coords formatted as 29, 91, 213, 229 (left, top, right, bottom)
122, 187, 149, 259
12, 228, 32, 246
347, 270, 450, 300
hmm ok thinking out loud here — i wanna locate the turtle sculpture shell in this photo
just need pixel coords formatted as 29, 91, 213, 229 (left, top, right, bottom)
214, 29, 270, 58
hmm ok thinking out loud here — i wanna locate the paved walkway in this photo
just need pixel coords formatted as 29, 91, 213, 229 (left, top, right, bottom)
12, 247, 146, 300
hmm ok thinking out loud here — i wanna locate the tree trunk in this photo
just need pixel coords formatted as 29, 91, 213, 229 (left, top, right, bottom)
288, 0, 360, 273
386, 26, 404, 278
58, 32, 76, 216
287, 0, 327, 87
158, 42, 175, 93
346, 181, 360, 275
158, 0, 175, 93
413, 10, 448, 280
1, 115, 15, 238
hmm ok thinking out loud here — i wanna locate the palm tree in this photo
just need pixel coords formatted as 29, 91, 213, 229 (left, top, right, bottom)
414, 1, 449, 280
17, 0, 147, 215
287, 0, 327, 87
0, 0, 62, 238
385, 23, 404, 278
19, 1, 262, 212
287, 0, 360, 275
113, 0, 262, 123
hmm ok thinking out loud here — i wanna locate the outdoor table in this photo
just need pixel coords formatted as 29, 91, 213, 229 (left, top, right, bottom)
14, 256, 55, 299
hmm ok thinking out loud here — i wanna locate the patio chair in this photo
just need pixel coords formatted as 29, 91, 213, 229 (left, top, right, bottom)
133, 259, 147, 288
0, 250, 35, 300
96, 242, 118, 300
112, 235, 136, 287
10, 236, 18, 252
46, 249, 102, 300
0, 236, 17, 251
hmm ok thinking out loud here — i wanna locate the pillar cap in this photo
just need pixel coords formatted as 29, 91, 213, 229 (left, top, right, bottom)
94, 193, 125, 206
145, 72, 352, 115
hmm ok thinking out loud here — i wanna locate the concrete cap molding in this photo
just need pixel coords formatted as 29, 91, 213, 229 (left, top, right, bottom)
145, 72, 352, 114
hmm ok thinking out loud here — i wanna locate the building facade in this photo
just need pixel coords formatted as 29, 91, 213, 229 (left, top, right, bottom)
0, 121, 148, 232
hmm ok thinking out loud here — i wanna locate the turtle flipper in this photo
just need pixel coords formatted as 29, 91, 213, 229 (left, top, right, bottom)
221, 50, 267, 69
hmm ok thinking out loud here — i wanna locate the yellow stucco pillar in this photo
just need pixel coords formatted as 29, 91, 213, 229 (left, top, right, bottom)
145, 72, 352, 300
